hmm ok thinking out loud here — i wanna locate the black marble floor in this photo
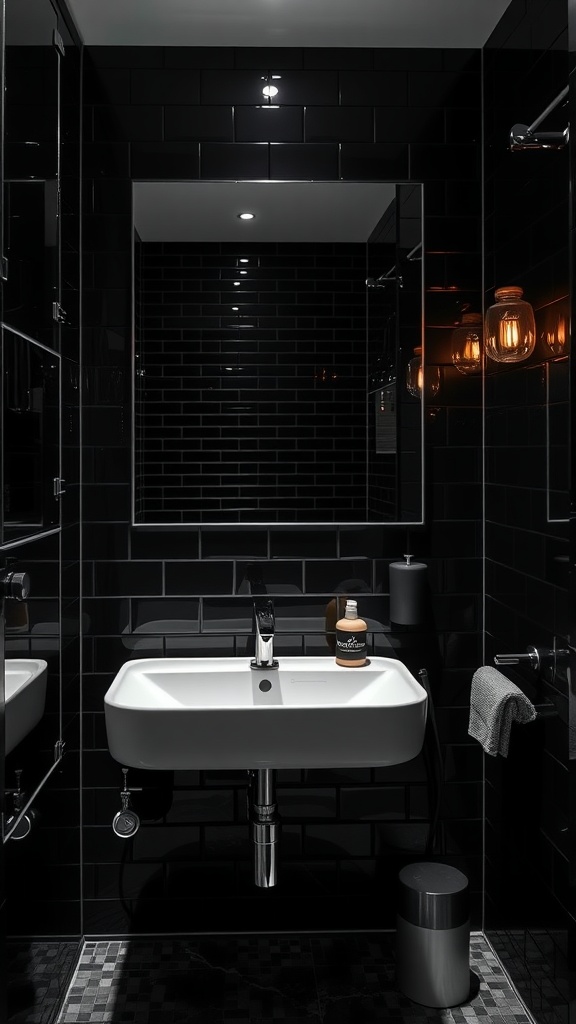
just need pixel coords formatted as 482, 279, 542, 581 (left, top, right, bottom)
55, 932, 533, 1024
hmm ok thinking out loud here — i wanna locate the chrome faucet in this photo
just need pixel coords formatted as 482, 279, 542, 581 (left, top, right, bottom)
251, 598, 278, 669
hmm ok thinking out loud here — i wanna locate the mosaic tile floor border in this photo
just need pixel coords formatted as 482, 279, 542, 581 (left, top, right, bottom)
55, 932, 535, 1024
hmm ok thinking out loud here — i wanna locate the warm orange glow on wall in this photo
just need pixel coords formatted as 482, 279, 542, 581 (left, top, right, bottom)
543, 310, 568, 355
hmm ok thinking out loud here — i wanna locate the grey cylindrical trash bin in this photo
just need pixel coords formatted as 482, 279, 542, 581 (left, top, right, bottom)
396, 862, 470, 1007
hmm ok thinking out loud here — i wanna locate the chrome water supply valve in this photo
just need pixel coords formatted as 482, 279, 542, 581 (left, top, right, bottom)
112, 768, 141, 838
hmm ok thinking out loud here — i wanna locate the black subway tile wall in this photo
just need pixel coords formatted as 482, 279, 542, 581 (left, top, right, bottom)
82, 44, 484, 933
137, 240, 366, 522
2, 2, 83, 1020
483, 2, 574, 1023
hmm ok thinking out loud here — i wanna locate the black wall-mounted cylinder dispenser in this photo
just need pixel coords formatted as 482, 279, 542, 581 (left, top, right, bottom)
389, 554, 428, 625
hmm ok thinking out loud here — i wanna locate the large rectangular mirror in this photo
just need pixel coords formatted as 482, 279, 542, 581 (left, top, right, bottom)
132, 180, 424, 525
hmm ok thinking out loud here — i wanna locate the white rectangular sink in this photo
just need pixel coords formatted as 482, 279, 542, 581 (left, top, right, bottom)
5, 658, 48, 755
104, 656, 427, 770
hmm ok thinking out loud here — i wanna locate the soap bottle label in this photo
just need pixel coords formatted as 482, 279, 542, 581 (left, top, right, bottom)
335, 629, 367, 663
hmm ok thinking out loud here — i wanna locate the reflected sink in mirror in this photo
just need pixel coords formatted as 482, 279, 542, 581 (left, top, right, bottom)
5, 658, 48, 755
104, 656, 427, 770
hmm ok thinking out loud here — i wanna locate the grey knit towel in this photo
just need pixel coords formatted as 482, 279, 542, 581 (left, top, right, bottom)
468, 665, 536, 757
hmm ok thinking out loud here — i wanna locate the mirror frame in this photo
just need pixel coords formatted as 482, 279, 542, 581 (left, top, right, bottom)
130, 179, 426, 528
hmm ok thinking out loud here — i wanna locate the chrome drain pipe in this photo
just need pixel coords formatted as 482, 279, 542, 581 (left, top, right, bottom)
248, 769, 280, 888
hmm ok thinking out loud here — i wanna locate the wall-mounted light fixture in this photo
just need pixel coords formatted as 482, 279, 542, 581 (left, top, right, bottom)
451, 312, 483, 375
406, 346, 440, 399
485, 286, 535, 363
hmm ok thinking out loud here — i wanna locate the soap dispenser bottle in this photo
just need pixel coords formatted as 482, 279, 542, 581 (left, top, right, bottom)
335, 599, 367, 667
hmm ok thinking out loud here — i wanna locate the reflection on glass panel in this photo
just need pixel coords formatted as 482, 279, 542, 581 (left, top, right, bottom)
132, 181, 424, 525
3, 532, 61, 839
374, 386, 397, 455
4, 0, 59, 343
3, 181, 59, 339
547, 358, 569, 522
2, 327, 61, 544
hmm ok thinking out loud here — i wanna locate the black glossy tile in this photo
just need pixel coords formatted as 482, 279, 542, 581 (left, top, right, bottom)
269, 142, 338, 180
86, 46, 164, 68
164, 48, 235, 69
236, 559, 303, 595
130, 141, 200, 178
201, 598, 252, 631
373, 49, 443, 72
82, 598, 130, 635
85, 445, 131, 485
131, 598, 199, 630
267, 70, 339, 105
82, 522, 130, 560
303, 823, 372, 857
340, 143, 409, 180
375, 106, 444, 143
339, 71, 408, 106
200, 142, 269, 179
165, 560, 234, 596
93, 560, 163, 597
235, 105, 303, 142
84, 67, 131, 105
164, 106, 233, 142
304, 559, 372, 594
83, 142, 131, 178
443, 49, 481, 74
89, 179, 133, 216
269, 528, 337, 559
81, 483, 131, 522
305, 107, 373, 142
408, 71, 480, 108
340, 786, 406, 820
234, 49, 304, 69
200, 529, 268, 559
200, 70, 270, 105
411, 142, 480, 180
130, 69, 200, 104
92, 105, 163, 142
303, 49, 373, 70
131, 528, 200, 559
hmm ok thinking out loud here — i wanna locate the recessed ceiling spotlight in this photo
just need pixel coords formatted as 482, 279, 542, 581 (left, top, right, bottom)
239, 258, 249, 263
232, 306, 239, 311
238, 212, 255, 220
262, 85, 278, 98
233, 281, 241, 286
240, 270, 247, 275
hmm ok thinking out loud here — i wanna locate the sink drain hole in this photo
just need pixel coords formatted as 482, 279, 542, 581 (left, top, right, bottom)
259, 679, 272, 692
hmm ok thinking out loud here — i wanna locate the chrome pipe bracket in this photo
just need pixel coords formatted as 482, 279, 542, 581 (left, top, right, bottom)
248, 769, 281, 888
494, 644, 541, 670
510, 123, 569, 150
